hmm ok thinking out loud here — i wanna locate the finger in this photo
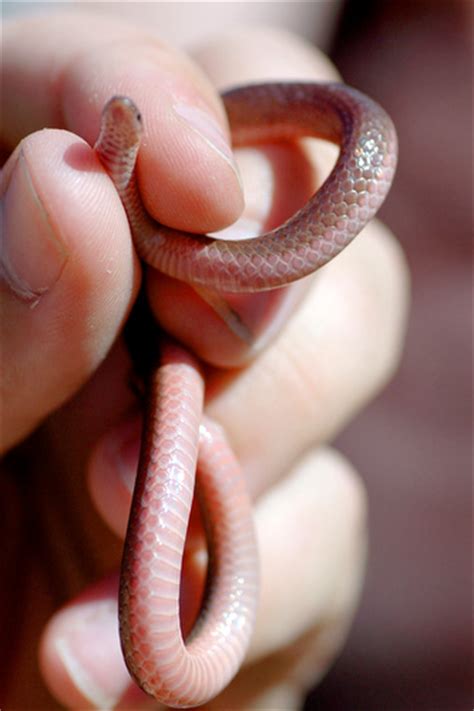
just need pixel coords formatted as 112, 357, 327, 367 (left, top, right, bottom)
148, 141, 318, 367
2, 12, 243, 231
181, 28, 409, 490
90, 436, 367, 660
204, 446, 367, 710
49, 445, 365, 709
208, 620, 348, 710
206, 218, 409, 495
86, 20, 407, 588
0, 130, 138, 452
193, 25, 341, 87
249, 447, 366, 662
39, 576, 158, 711
147, 28, 343, 366
88, 416, 142, 540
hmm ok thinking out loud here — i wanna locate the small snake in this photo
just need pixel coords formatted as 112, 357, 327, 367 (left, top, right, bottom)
94, 82, 397, 708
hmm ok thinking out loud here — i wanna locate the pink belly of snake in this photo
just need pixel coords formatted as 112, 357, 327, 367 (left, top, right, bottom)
94, 82, 397, 708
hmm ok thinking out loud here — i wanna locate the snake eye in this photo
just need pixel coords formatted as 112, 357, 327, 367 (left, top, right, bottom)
136, 112, 142, 123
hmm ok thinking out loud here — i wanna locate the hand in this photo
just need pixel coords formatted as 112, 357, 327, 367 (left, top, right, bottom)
1, 12, 409, 710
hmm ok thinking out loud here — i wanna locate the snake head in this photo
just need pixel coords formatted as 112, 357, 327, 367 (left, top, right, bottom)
97, 95, 143, 152
95, 96, 144, 187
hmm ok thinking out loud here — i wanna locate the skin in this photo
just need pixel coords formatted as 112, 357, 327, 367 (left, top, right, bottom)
1, 11, 409, 711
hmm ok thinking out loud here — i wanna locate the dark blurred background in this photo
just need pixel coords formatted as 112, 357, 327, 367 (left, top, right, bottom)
306, 2, 471, 710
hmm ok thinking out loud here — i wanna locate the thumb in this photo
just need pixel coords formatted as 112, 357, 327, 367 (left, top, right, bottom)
1, 128, 139, 452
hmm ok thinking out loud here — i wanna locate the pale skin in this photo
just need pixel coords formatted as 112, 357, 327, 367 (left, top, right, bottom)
1, 9, 409, 711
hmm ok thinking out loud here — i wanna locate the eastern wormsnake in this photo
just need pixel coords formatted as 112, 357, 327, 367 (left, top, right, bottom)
94, 82, 397, 708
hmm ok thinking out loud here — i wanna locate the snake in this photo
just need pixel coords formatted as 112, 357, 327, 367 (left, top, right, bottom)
94, 82, 397, 708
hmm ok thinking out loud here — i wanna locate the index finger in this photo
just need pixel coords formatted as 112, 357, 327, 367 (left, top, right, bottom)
2, 12, 243, 232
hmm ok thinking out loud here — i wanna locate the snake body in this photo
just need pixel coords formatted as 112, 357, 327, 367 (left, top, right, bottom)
94, 82, 397, 707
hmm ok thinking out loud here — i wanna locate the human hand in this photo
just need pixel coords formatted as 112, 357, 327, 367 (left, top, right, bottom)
1, 13, 408, 710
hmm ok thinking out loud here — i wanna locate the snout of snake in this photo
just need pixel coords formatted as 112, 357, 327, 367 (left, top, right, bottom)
94, 82, 397, 708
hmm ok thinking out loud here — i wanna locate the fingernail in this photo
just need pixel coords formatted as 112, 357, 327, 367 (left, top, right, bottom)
1, 148, 68, 303
173, 102, 241, 182
105, 417, 141, 493
55, 599, 128, 709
